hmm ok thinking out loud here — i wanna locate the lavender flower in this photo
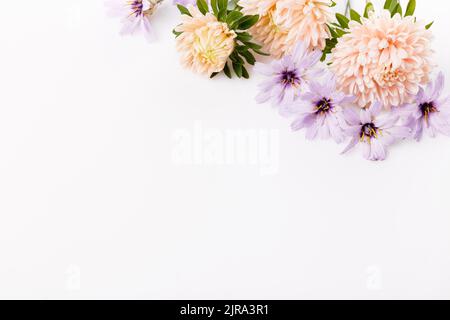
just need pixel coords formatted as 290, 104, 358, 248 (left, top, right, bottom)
290, 74, 352, 143
106, 0, 163, 42
254, 42, 323, 116
342, 102, 411, 161
173, 0, 196, 5
401, 72, 450, 141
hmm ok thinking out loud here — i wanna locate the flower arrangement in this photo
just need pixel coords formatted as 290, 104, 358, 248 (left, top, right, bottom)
107, 0, 450, 161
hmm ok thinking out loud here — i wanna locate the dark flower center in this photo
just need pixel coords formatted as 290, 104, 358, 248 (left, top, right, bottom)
281, 70, 300, 87
360, 123, 380, 141
315, 98, 333, 114
130, 0, 144, 17
419, 102, 438, 120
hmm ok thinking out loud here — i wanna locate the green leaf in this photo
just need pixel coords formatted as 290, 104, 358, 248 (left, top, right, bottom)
172, 29, 182, 37
389, 0, 399, 12
240, 50, 256, 65
235, 45, 247, 52
217, 8, 227, 21
196, 0, 209, 15
330, 22, 342, 28
321, 37, 338, 61
425, 21, 434, 29
243, 41, 262, 50
226, 10, 244, 26
364, 2, 374, 18
241, 66, 249, 79
335, 28, 347, 37
230, 52, 244, 64
218, 0, 228, 11
335, 13, 349, 29
327, 25, 338, 38
237, 15, 259, 30
211, 0, 219, 16
236, 32, 252, 42
350, 9, 361, 23
232, 62, 242, 78
223, 63, 232, 78
242, 41, 268, 55
387, 0, 400, 16
405, 0, 416, 16
252, 48, 270, 56
384, 0, 393, 10
176, 4, 191, 16
391, 3, 402, 17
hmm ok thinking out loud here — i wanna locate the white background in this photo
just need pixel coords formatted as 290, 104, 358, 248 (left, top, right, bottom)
0, 0, 449, 299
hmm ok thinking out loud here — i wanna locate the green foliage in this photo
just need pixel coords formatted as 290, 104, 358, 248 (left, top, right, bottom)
363, 2, 375, 18
175, 0, 266, 79
176, 4, 191, 16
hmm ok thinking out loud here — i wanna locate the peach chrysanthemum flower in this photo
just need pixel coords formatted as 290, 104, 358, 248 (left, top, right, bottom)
175, 5, 236, 76
276, 0, 333, 52
331, 10, 433, 109
238, 0, 287, 58
238, 0, 333, 58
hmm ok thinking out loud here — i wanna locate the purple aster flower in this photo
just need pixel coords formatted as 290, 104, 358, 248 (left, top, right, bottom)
401, 72, 450, 141
342, 102, 411, 161
106, 0, 163, 42
254, 42, 323, 116
290, 73, 353, 143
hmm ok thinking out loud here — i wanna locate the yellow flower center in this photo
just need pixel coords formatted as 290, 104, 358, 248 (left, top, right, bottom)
199, 47, 219, 65
379, 65, 404, 87
360, 122, 382, 144
193, 23, 236, 68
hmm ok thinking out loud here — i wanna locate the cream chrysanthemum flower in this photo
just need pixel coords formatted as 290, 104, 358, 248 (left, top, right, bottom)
331, 10, 433, 109
175, 5, 237, 76
238, 0, 333, 58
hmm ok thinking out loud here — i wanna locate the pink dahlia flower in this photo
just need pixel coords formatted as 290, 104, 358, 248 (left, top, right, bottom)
331, 10, 433, 109
106, 0, 163, 42
342, 102, 411, 161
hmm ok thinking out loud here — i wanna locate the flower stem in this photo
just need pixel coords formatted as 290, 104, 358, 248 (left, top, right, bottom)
345, 0, 352, 16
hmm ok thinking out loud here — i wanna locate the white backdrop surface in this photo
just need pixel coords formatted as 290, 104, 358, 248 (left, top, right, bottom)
0, 0, 449, 299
